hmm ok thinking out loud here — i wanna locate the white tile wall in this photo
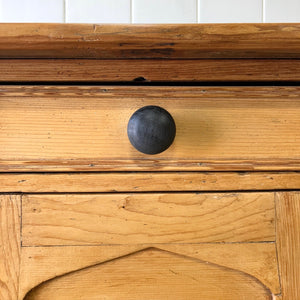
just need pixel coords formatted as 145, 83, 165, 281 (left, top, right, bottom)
265, 0, 300, 22
0, 0, 64, 22
66, 0, 130, 23
199, 0, 263, 23
0, 0, 299, 23
132, 0, 197, 23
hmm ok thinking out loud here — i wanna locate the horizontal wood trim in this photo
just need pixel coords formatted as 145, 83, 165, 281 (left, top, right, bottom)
2, 160, 300, 172
22, 192, 275, 246
0, 24, 300, 59
1, 172, 300, 193
1, 59, 300, 82
20, 243, 280, 299
1, 86, 300, 172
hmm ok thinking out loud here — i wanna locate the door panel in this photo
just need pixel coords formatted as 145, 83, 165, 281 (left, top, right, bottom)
19, 243, 280, 299
24, 248, 273, 300
22, 192, 275, 246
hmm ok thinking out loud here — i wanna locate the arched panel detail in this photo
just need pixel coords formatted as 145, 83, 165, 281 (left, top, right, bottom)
24, 247, 273, 300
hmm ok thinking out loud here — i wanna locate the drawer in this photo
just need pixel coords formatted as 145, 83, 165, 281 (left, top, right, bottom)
19, 191, 280, 299
1, 86, 300, 172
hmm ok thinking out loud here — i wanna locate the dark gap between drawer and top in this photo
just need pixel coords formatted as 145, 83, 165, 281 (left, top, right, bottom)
1, 189, 300, 195
1, 81, 300, 86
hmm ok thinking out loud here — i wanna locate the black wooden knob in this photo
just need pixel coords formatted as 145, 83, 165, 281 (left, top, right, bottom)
127, 105, 176, 155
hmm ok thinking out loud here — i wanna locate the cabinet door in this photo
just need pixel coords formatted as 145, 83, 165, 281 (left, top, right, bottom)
1, 192, 299, 299
19, 192, 279, 299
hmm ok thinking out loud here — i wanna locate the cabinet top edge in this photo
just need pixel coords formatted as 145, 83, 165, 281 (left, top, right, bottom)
1, 23, 300, 59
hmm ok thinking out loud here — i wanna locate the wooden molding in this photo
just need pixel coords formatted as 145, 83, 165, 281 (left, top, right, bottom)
1, 172, 300, 193
1, 59, 300, 83
1, 23, 300, 59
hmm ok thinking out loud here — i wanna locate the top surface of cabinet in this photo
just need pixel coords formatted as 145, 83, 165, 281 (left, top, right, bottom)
0, 24, 300, 83
1, 23, 300, 59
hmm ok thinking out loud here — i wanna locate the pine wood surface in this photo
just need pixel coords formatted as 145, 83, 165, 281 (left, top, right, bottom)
1, 172, 300, 193
22, 192, 275, 246
1, 23, 299, 299
0, 195, 21, 300
276, 192, 300, 300
1, 86, 300, 172
23, 248, 275, 300
1, 59, 300, 82
20, 243, 280, 299
0, 23, 300, 59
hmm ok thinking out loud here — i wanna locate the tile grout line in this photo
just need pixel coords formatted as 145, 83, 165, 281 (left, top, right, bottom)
63, 0, 66, 23
262, 0, 266, 22
130, 0, 133, 23
197, 0, 200, 23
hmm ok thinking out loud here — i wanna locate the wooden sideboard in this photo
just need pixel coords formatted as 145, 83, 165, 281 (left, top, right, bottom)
0, 23, 300, 300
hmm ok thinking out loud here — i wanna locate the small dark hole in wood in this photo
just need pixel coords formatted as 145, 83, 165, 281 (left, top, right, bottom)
133, 76, 148, 82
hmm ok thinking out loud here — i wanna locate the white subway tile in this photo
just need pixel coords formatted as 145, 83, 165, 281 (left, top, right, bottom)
66, 0, 130, 23
265, 0, 300, 22
0, 0, 64, 22
133, 0, 197, 23
199, 0, 263, 23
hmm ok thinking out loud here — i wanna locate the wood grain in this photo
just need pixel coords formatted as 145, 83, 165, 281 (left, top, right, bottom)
1, 24, 300, 58
23, 248, 273, 300
1, 86, 300, 172
276, 192, 300, 300
19, 243, 280, 298
1, 59, 300, 82
0, 195, 21, 300
22, 192, 275, 246
1, 172, 299, 193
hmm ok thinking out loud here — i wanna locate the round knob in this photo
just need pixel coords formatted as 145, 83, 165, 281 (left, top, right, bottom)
127, 105, 176, 155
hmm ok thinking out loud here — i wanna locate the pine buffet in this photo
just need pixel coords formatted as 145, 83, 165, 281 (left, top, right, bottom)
0, 23, 300, 300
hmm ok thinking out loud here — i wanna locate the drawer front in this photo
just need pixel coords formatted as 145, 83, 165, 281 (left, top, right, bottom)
1, 86, 300, 172
22, 192, 275, 246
